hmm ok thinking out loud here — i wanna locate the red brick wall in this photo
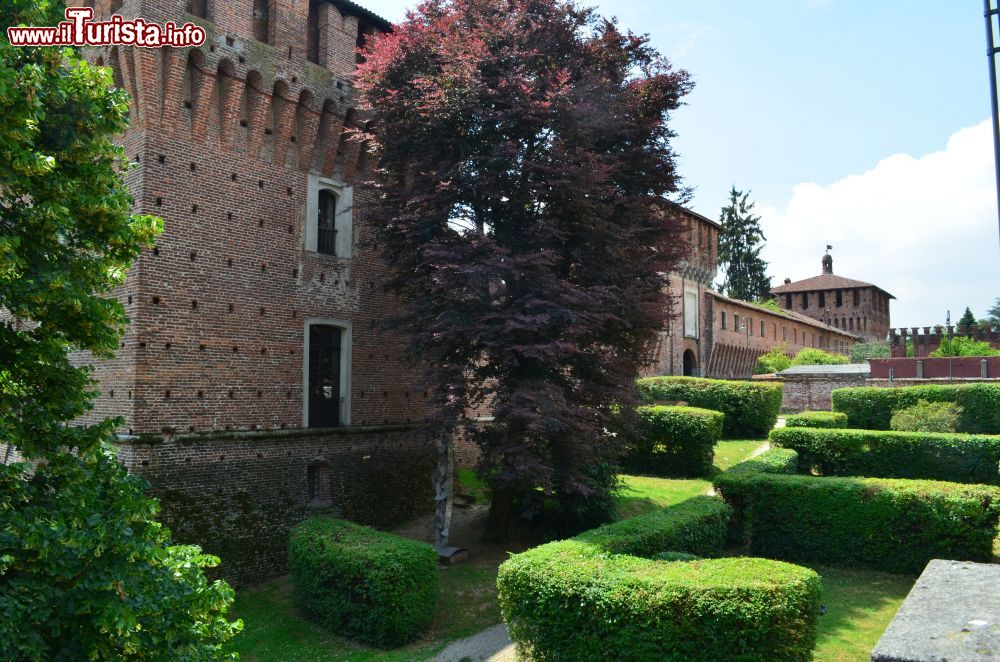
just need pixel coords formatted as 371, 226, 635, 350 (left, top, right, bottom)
779, 373, 868, 412
869, 357, 1000, 379
66, 0, 440, 581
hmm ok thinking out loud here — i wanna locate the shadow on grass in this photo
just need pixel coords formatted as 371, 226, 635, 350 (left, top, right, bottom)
809, 565, 914, 662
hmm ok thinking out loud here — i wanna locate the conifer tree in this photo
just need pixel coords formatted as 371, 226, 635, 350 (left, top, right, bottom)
717, 187, 771, 301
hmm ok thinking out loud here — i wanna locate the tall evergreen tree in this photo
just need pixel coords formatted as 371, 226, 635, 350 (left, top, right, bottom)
717, 187, 771, 301
357, 0, 692, 541
0, 2, 240, 656
957, 306, 977, 334
986, 298, 1000, 328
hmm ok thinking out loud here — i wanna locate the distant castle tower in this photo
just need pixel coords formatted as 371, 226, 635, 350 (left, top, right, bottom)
771, 251, 894, 343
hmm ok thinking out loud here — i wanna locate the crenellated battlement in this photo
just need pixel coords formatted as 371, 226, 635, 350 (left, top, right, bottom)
889, 325, 1000, 357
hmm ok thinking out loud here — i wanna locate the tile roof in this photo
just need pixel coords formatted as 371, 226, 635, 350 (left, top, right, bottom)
708, 290, 862, 339
770, 273, 895, 298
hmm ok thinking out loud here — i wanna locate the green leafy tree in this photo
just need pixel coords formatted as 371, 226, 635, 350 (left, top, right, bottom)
985, 298, 1000, 328
930, 336, 1000, 357
956, 306, 976, 334
753, 344, 792, 374
790, 348, 849, 366
0, 1, 241, 657
717, 187, 770, 301
849, 342, 891, 362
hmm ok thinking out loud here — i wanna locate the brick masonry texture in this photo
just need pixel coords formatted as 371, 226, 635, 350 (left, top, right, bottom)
778, 373, 868, 412
117, 427, 434, 585
67, 0, 436, 582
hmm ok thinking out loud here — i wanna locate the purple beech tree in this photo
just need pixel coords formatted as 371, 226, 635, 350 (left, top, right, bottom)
356, 0, 692, 541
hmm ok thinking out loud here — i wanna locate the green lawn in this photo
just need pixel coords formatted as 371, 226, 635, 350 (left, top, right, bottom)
231, 561, 500, 661
812, 566, 913, 661
229, 438, 915, 661
616, 439, 766, 517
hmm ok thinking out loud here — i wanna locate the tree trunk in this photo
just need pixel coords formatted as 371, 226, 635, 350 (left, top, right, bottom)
432, 428, 453, 551
482, 486, 515, 543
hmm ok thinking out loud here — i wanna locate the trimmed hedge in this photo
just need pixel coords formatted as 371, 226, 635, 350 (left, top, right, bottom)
289, 518, 438, 646
831, 382, 1000, 433
636, 376, 783, 439
498, 497, 821, 661
714, 451, 1000, 574
784, 411, 848, 429
770, 427, 1000, 485
624, 405, 724, 477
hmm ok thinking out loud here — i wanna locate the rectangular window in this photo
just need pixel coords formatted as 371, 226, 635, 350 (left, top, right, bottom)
734, 313, 740, 333
819, 291, 825, 307
684, 289, 698, 338
760, 320, 765, 337
782, 326, 788, 341
853, 288, 860, 306
836, 289, 843, 307
721, 310, 727, 330
785, 293, 792, 309
303, 320, 351, 428
306, 174, 353, 258
801, 292, 809, 309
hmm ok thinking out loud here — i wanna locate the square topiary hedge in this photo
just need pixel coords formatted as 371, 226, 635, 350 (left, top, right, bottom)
289, 518, 439, 646
636, 376, 783, 439
784, 411, 848, 429
770, 427, 1000, 485
623, 405, 724, 477
831, 383, 1000, 433
497, 497, 821, 661
714, 451, 1000, 574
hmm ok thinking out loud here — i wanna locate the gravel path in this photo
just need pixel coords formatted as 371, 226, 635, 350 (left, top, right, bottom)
434, 624, 515, 662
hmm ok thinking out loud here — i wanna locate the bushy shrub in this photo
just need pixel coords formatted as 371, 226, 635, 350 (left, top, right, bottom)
754, 344, 792, 374
790, 347, 850, 366
498, 497, 821, 661
831, 383, 1000, 433
576, 495, 731, 558
652, 551, 701, 561
929, 335, 1000, 357
890, 400, 963, 433
289, 518, 438, 646
715, 453, 1000, 574
623, 406, 724, 477
636, 377, 783, 439
784, 411, 848, 429
850, 342, 891, 362
769, 427, 1000, 485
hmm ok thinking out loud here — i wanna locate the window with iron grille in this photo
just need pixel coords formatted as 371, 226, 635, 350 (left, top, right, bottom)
317, 189, 338, 256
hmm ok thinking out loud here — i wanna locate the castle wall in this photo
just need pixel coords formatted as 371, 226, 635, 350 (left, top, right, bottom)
117, 426, 434, 585
66, 0, 440, 583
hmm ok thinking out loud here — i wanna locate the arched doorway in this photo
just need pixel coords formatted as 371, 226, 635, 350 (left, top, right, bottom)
682, 349, 697, 377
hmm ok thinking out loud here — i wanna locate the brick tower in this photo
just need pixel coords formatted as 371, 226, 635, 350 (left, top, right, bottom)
770, 251, 893, 344
73, 0, 435, 583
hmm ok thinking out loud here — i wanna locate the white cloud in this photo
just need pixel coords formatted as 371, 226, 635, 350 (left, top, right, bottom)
759, 119, 1000, 330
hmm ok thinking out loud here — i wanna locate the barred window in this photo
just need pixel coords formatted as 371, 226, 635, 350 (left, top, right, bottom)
317, 189, 338, 256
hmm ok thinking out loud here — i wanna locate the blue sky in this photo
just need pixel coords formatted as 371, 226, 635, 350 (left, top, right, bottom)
359, 0, 1000, 328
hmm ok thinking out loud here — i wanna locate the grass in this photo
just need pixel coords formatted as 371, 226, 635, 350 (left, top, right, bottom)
616, 439, 766, 517
230, 561, 500, 661
811, 565, 913, 661
228, 438, 915, 661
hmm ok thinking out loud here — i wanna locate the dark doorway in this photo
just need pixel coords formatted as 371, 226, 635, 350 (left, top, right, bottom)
682, 349, 697, 377
308, 325, 342, 428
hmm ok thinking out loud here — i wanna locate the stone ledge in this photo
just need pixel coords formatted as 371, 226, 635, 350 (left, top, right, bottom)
871, 559, 1000, 662
118, 424, 421, 445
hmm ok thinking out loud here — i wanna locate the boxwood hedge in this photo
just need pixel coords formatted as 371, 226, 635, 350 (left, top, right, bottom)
289, 518, 438, 646
831, 382, 1000, 433
624, 405, 724, 477
714, 451, 1000, 574
636, 377, 783, 439
770, 427, 1000, 485
784, 411, 847, 429
497, 497, 821, 661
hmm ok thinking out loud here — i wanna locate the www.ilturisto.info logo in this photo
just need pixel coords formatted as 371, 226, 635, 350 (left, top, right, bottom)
7, 7, 206, 48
